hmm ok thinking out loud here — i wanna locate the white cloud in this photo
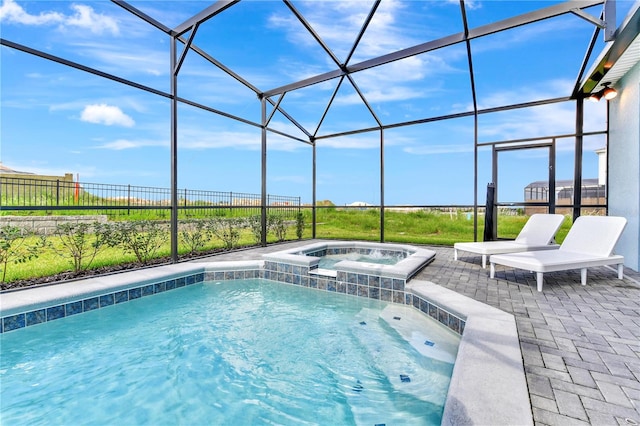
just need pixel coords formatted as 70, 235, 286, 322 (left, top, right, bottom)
69, 41, 166, 76
267, 1, 409, 68
403, 144, 473, 155
180, 129, 303, 152
95, 139, 166, 150
91, 120, 310, 153
267, 1, 464, 109
0, 0, 63, 25
337, 83, 424, 105
65, 4, 119, 35
81, 104, 135, 127
316, 134, 380, 150
444, 0, 482, 11
0, 0, 119, 35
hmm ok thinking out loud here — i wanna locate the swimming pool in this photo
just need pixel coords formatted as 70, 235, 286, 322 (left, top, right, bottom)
0, 245, 532, 425
0, 279, 459, 425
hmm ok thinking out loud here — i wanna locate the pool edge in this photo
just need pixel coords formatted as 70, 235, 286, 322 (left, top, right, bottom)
407, 280, 533, 426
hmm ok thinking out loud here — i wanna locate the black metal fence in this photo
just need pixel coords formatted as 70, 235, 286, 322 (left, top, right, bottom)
0, 176, 301, 219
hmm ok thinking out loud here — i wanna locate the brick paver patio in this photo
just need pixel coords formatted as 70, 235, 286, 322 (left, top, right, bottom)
419, 245, 640, 426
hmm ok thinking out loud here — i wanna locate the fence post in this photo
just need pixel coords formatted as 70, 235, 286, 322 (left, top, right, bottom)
56, 179, 60, 206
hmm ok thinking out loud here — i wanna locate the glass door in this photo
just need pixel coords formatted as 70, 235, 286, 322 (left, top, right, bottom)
491, 142, 555, 239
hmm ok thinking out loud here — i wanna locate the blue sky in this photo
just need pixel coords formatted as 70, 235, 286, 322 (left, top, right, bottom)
1, 0, 635, 206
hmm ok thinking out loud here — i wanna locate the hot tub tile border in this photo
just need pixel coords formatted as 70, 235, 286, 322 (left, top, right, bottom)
262, 259, 465, 334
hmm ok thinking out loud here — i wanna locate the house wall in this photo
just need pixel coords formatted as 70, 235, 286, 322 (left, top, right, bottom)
608, 60, 640, 271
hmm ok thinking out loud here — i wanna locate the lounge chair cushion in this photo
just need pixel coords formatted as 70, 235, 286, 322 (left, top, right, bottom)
558, 215, 627, 257
454, 214, 565, 268
489, 215, 627, 291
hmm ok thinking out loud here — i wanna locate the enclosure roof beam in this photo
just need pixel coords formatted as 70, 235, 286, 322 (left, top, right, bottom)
112, 0, 172, 34
466, 0, 603, 39
460, 0, 478, 116
344, 0, 380, 67
284, 0, 342, 68
182, 37, 311, 137
313, 76, 346, 138
571, 16, 602, 98
116, 1, 310, 139
346, 74, 382, 128
315, 97, 571, 140
0, 38, 170, 99
178, 96, 309, 144
264, 0, 603, 97
264, 69, 345, 99
173, 0, 239, 37
0, 38, 307, 146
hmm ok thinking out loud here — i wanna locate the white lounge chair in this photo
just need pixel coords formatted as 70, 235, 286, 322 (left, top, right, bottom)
489, 215, 627, 292
454, 214, 565, 268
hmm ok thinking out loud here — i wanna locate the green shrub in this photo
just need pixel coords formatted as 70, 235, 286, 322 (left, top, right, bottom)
246, 215, 263, 244
51, 222, 110, 272
0, 225, 48, 281
269, 214, 287, 242
108, 220, 168, 264
208, 217, 243, 250
179, 219, 212, 255
295, 211, 304, 240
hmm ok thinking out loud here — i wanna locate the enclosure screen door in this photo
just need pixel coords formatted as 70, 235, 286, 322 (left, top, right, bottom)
492, 143, 555, 239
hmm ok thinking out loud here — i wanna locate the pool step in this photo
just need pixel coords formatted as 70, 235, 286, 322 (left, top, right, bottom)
378, 304, 459, 365
308, 268, 337, 278
351, 308, 452, 407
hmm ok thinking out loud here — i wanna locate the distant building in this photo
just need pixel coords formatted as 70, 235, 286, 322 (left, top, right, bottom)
524, 178, 606, 215
1, 163, 75, 202
0, 163, 33, 175
524, 148, 607, 215
347, 201, 372, 207
0, 162, 73, 182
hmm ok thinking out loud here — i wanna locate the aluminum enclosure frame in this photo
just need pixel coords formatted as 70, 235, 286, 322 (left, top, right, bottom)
0, 0, 618, 262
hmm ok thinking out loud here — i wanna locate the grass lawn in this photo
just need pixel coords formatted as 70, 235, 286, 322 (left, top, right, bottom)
1, 210, 572, 285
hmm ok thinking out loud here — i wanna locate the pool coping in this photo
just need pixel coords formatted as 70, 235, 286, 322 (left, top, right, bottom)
407, 280, 533, 426
0, 261, 532, 426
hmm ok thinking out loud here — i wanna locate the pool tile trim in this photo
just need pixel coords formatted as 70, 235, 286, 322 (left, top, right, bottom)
1, 272, 206, 333
1, 260, 464, 336
262, 259, 466, 334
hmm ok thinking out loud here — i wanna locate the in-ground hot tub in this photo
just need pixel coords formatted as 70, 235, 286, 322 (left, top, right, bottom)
263, 241, 436, 303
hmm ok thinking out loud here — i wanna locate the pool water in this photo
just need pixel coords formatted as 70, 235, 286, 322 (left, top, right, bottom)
0, 279, 459, 425
317, 251, 405, 270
